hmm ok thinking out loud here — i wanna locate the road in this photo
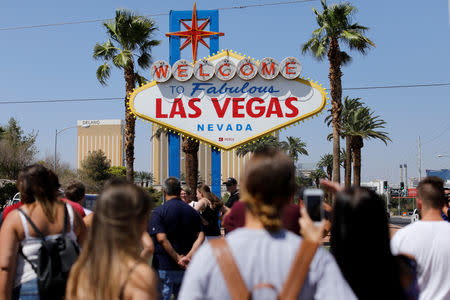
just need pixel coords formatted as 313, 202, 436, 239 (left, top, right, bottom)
390, 216, 411, 227
389, 216, 411, 237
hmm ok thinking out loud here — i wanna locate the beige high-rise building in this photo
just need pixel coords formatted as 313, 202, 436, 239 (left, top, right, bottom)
77, 120, 124, 169
151, 126, 250, 186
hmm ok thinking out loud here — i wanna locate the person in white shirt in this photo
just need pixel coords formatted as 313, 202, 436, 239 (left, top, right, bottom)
391, 176, 450, 300
179, 148, 356, 300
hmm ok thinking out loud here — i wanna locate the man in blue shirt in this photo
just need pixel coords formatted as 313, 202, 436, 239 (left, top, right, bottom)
148, 177, 205, 300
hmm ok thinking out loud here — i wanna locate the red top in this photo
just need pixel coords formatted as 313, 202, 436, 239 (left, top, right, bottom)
223, 201, 300, 235
2, 202, 21, 221
3, 198, 86, 221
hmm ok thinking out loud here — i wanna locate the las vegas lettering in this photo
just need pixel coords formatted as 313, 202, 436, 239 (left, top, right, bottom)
155, 97, 299, 119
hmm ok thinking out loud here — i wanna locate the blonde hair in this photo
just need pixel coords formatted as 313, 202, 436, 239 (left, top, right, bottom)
241, 148, 296, 231
66, 180, 153, 299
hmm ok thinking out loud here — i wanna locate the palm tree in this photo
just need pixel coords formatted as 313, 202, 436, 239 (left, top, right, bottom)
94, 9, 160, 182
339, 147, 349, 183
325, 96, 364, 188
317, 154, 333, 181
152, 126, 199, 201
303, 0, 374, 184
150, 126, 167, 141
236, 136, 281, 157
280, 136, 308, 164
343, 107, 391, 186
136, 171, 153, 187
309, 168, 327, 188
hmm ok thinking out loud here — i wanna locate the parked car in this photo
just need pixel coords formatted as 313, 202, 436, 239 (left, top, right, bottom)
411, 208, 420, 223
84, 194, 98, 211
5, 193, 20, 207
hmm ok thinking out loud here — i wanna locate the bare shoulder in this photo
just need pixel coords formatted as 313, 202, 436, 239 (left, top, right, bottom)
126, 263, 158, 299
1, 209, 23, 237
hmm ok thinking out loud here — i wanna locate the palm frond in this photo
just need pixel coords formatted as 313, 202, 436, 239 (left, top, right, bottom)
112, 50, 132, 68
340, 29, 375, 54
317, 154, 333, 169
326, 132, 333, 141
303, 0, 373, 62
339, 51, 352, 65
137, 52, 151, 69
324, 108, 333, 127
139, 39, 161, 53
302, 37, 328, 60
93, 39, 118, 60
96, 62, 111, 85
151, 127, 166, 140
342, 106, 391, 145
236, 136, 281, 157
135, 72, 148, 86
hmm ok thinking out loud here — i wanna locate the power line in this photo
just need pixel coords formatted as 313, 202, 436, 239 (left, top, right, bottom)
0, 0, 316, 32
216, 0, 316, 11
0, 81, 449, 105
343, 82, 450, 90
0, 97, 122, 104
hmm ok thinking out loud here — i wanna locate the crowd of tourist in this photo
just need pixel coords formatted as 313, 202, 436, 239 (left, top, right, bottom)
0, 147, 449, 300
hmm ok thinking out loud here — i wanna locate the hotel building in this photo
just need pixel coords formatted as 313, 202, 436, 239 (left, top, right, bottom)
77, 120, 125, 168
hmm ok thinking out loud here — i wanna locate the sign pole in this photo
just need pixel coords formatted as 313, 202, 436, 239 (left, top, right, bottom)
168, 10, 182, 179
167, 9, 221, 196
208, 11, 221, 197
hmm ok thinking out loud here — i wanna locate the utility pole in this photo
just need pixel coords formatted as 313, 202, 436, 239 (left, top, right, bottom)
418, 136, 422, 181
400, 164, 403, 185
404, 164, 408, 190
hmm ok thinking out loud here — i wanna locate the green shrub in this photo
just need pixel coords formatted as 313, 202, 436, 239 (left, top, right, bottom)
144, 187, 163, 207
0, 182, 18, 208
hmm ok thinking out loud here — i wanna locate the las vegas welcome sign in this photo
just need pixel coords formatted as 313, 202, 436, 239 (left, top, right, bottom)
127, 50, 327, 150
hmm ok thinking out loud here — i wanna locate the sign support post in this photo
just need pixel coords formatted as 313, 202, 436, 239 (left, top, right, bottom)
168, 9, 221, 196
168, 10, 181, 179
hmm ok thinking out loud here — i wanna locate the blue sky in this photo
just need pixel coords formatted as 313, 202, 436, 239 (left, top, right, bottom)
0, 0, 449, 184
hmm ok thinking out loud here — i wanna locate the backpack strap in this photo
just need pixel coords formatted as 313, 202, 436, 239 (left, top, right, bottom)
17, 208, 41, 275
18, 204, 69, 237
119, 261, 141, 300
62, 204, 69, 235
17, 208, 45, 240
278, 239, 319, 300
209, 238, 250, 300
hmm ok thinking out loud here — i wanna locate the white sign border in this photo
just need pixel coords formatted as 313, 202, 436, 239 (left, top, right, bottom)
128, 50, 328, 150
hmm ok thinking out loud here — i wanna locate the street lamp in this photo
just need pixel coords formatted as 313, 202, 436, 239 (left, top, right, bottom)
437, 154, 450, 158
54, 124, 90, 171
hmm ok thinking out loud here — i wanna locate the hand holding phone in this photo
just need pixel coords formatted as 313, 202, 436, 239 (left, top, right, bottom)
303, 189, 324, 223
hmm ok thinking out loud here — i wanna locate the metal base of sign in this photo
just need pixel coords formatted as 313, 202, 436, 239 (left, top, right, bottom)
168, 132, 180, 178
211, 148, 221, 197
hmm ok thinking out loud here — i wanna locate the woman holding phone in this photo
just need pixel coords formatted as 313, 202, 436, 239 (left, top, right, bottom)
300, 181, 417, 300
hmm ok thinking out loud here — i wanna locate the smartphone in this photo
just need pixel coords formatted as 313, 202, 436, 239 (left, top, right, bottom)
303, 189, 324, 222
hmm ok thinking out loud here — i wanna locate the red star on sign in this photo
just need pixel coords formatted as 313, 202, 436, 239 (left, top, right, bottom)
166, 3, 224, 62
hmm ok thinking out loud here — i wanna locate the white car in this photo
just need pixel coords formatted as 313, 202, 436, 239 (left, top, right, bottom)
6, 193, 20, 207
410, 208, 420, 223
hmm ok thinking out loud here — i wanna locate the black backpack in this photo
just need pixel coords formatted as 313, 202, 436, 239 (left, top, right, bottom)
18, 205, 80, 300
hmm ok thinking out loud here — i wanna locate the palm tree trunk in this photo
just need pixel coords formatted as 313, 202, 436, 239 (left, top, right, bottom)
326, 167, 332, 183
345, 136, 352, 188
124, 63, 136, 182
352, 137, 363, 187
326, 167, 333, 203
182, 138, 199, 203
328, 38, 343, 183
